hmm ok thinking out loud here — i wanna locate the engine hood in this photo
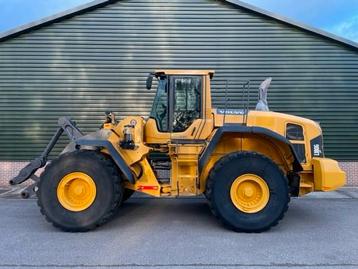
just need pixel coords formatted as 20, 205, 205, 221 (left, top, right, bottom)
212, 109, 322, 139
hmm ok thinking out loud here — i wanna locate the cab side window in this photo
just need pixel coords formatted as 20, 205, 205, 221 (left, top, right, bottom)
172, 76, 201, 132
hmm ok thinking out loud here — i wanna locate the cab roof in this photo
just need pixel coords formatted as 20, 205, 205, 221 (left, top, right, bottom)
154, 70, 215, 78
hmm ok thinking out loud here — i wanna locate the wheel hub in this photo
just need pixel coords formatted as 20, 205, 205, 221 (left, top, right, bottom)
57, 172, 97, 212
230, 174, 270, 213
243, 185, 254, 197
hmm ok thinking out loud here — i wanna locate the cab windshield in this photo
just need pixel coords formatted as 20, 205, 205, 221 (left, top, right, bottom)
150, 77, 168, 131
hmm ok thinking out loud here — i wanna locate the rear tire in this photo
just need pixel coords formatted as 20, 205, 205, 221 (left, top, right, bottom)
37, 150, 123, 232
205, 151, 289, 232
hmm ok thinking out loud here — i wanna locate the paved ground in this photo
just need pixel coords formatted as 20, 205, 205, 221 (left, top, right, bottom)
0, 188, 358, 269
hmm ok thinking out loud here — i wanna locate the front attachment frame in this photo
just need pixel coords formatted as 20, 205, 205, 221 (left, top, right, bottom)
9, 117, 83, 198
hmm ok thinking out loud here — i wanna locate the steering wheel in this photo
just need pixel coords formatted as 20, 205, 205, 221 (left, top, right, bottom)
173, 111, 197, 132
173, 111, 187, 131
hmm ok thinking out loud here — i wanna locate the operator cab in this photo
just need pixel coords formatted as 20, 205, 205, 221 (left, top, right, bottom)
145, 70, 214, 144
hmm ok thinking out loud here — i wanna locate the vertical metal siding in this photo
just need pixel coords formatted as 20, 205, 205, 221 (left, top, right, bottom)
0, 0, 357, 160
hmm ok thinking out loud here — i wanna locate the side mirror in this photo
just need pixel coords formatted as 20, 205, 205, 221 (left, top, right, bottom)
146, 73, 154, 90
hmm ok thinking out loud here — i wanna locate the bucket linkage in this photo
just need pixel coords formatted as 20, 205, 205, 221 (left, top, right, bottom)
9, 117, 83, 198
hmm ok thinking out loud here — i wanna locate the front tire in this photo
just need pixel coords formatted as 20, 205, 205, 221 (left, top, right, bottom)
37, 150, 123, 232
205, 151, 289, 232
122, 189, 135, 202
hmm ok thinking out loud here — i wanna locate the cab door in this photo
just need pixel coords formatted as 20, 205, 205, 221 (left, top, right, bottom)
144, 74, 213, 195
167, 75, 208, 195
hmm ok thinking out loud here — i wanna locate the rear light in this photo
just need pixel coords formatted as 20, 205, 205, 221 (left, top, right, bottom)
137, 185, 159, 191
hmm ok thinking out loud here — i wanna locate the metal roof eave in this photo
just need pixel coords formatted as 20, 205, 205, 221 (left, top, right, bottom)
0, 0, 357, 51
0, 0, 114, 42
225, 0, 358, 50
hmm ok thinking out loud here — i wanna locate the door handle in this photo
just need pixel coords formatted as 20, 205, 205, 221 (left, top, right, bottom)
191, 127, 196, 136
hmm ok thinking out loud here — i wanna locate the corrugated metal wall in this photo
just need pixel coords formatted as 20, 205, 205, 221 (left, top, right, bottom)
0, 0, 357, 160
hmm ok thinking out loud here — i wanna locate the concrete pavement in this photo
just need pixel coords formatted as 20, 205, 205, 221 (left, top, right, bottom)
0, 189, 358, 269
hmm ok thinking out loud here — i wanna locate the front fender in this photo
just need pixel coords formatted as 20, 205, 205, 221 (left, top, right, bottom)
75, 137, 135, 184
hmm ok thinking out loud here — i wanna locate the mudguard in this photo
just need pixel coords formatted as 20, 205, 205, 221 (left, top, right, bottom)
75, 138, 135, 184
199, 124, 303, 173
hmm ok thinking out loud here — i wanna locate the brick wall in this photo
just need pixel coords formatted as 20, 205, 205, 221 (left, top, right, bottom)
0, 162, 44, 187
339, 162, 358, 186
0, 161, 357, 187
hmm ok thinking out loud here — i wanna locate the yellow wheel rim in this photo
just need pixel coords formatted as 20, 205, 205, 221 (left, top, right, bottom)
230, 174, 270, 213
57, 172, 96, 212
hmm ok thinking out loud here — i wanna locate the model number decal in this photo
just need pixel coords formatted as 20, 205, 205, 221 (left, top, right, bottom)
310, 136, 324, 157
313, 144, 322, 156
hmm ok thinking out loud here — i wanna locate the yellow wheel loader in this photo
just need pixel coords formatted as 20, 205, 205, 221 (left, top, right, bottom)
10, 70, 346, 232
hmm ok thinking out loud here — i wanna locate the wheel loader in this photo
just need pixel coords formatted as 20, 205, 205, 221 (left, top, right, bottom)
10, 70, 346, 232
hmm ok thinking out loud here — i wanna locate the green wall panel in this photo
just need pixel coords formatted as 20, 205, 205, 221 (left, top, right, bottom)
0, 0, 357, 160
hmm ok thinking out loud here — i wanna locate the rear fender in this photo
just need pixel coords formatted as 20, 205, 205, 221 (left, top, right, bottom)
198, 125, 303, 190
